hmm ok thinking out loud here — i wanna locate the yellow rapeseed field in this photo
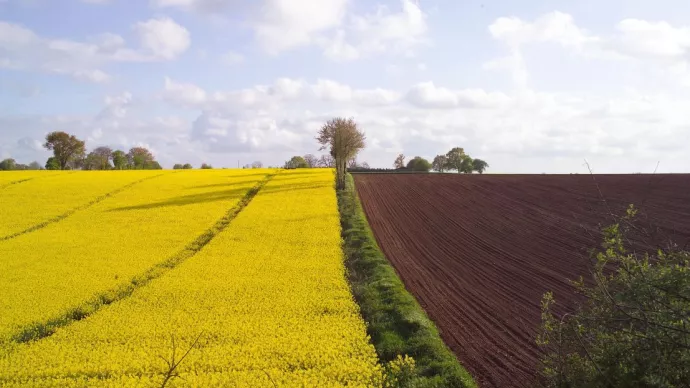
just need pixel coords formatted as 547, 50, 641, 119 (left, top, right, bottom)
0, 170, 267, 347
0, 171, 161, 238
0, 171, 57, 187
0, 169, 383, 387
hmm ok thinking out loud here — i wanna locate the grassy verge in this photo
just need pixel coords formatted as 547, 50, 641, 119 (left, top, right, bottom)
338, 174, 476, 388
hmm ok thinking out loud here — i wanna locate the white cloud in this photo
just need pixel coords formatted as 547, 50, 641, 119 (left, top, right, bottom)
253, 0, 349, 54
311, 79, 352, 102
486, 11, 690, 89
611, 19, 690, 60
134, 17, 191, 60
0, 18, 190, 83
321, 0, 428, 60
406, 82, 487, 109
163, 77, 207, 107
488, 11, 596, 50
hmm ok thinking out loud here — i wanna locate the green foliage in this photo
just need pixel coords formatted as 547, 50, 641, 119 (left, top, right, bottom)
43, 131, 86, 170
471, 159, 488, 174
173, 164, 184, 170
432, 155, 448, 172
406, 156, 432, 172
111, 150, 128, 170
148, 161, 163, 170
127, 147, 155, 170
200, 163, 213, 169
45, 157, 60, 170
284, 156, 308, 169
459, 156, 473, 174
441, 148, 488, 174
338, 174, 476, 388
538, 205, 690, 387
0, 158, 17, 171
182, 163, 193, 170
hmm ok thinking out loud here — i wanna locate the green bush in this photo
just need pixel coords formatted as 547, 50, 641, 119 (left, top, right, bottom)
538, 205, 690, 387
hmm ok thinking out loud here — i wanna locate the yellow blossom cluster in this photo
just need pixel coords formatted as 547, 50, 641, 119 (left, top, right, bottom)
0, 169, 383, 387
0, 170, 266, 346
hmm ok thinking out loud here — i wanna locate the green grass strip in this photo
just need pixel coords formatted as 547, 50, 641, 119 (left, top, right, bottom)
7, 172, 277, 347
0, 173, 169, 242
338, 173, 476, 388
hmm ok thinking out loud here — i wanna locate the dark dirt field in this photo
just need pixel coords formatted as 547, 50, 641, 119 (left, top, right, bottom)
353, 173, 690, 388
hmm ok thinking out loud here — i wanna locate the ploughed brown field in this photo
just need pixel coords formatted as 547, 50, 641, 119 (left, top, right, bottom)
353, 173, 690, 388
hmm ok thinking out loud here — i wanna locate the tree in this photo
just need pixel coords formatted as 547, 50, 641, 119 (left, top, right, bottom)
182, 163, 193, 170
316, 117, 366, 190
318, 154, 335, 168
360, 162, 370, 169
173, 164, 184, 170
394, 154, 406, 170
200, 163, 213, 169
432, 155, 448, 172
82, 153, 100, 170
28, 161, 42, 170
460, 155, 474, 174
91, 146, 113, 170
538, 206, 690, 387
148, 161, 163, 170
0, 158, 16, 170
284, 156, 308, 169
251, 161, 263, 169
348, 158, 358, 169
43, 131, 86, 170
45, 157, 60, 170
406, 156, 432, 172
303, 154, 317, 168
127, 147, 155, 169
445, 147, 471, 174
472, 159, 489, 174
112, 150, 128, 170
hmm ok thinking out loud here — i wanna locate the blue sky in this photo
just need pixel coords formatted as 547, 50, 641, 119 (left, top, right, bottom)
1, 0, 689, 172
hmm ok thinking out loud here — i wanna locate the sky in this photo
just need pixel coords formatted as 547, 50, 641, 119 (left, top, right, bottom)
1, 0, 689, 173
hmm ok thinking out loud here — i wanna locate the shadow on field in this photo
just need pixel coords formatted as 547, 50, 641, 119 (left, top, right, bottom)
259, 180, 331, 196
107, 178, 332, 212
185, 178, 266, 190
107, 186, 252, 212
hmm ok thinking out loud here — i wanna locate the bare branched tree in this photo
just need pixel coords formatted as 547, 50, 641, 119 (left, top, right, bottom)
316, 117, 365, 189
303, 154, 318, 168
394, 154, 405, 169
318, 154, 335, 168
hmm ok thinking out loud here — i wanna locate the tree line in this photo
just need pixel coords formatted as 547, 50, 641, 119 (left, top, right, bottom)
0, 159, 43, 171
0, 131, 221, 171
393, 148, 489, 173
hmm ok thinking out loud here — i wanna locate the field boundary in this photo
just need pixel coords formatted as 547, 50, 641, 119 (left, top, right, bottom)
337, 174, 476, 388
0, 172, 169, 242
7, 172, 278, 346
